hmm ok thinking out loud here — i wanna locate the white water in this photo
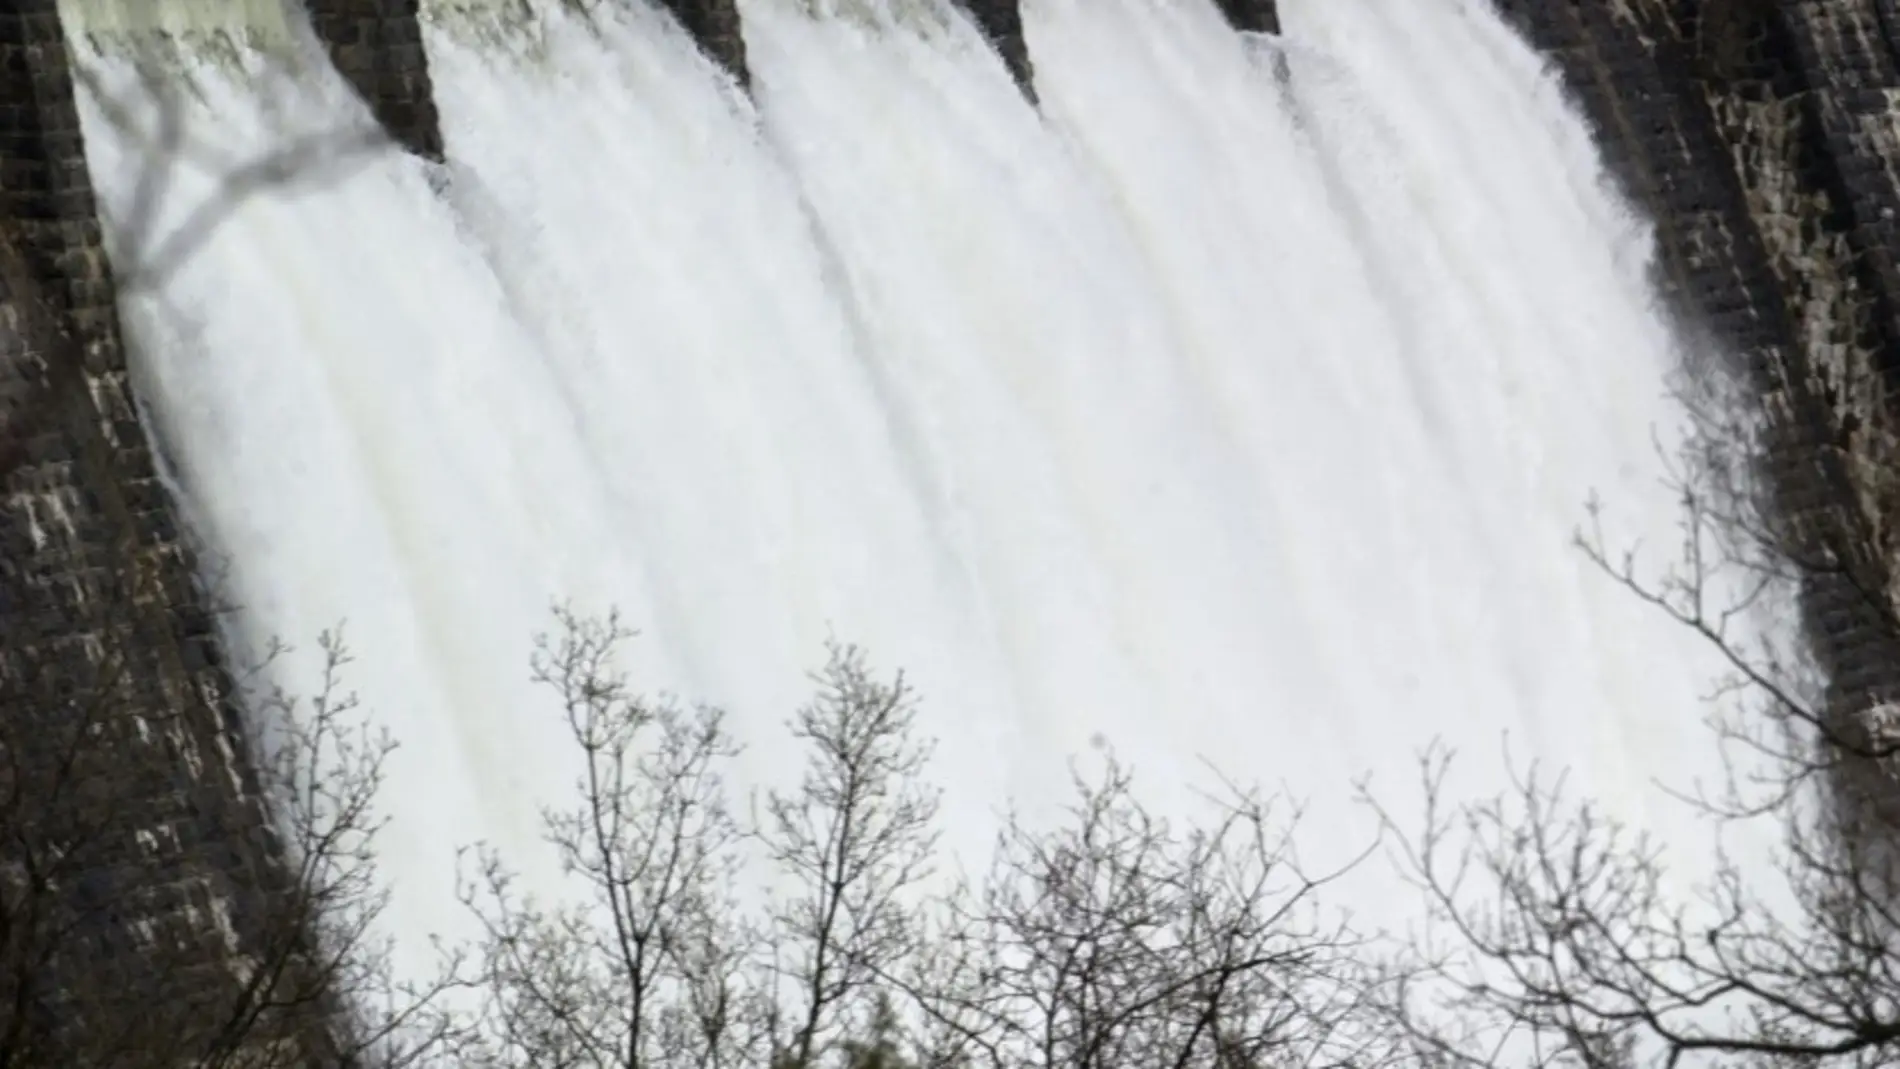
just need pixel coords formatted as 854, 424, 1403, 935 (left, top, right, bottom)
68, 0, 1760, 985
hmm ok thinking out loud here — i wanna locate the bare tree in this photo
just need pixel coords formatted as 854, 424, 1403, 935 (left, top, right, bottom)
457, 608, 768, 1069
0, 624, 465, 1067
757, 642, 941, 1069
1359, 365, 1900, 1067
456, 619, 947, 1069
0, 33, 445, 1068
890, 752, 1398, 1069
453, 609, 1433, 1069
199, 631, 468, 1068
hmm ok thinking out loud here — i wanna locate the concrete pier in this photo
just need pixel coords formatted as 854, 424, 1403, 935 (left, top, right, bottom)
0, 1, 316, 1059
303, 0, 446, 161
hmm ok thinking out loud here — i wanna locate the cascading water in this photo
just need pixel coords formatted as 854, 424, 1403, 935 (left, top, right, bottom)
64, 0, 1770, 992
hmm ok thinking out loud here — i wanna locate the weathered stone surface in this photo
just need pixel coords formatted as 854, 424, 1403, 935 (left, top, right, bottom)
1212, 0, 1280, 35
1774, 2, 1900, 383
301, 0, 445, 161
0, 1, 316, 1059
654, 0, 749, 88
1494, 0, 1900, 840
960, 0, 1035, 98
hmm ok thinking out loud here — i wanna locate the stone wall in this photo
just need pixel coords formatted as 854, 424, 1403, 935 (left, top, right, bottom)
0, 2, 318, 1060
960, 0, 1035, 98
1212, 0, 1281, 35
302, 0, 445, 161
1774, 1, 1900, 384
655, 0, 748, 88
1493, 0, 1900, 834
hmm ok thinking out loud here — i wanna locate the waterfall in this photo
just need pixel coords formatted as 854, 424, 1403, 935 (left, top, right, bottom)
66, 0, 1766, 989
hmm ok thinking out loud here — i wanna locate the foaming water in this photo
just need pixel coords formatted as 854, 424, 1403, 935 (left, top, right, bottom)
420, 0, 1021, 850
71, 0, 1766, 982
66, 11, 641, 981
1023, 0, 1711, 800
743, 0, 1755, 912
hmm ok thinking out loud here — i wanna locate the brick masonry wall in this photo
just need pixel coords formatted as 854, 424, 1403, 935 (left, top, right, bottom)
0, 1, 318, 1059
302, 0, 445, 161
1492, 0, 1900, 837
1774, 1, 1900, 384
654, 0, 749, 88
960, 0, 1035, 98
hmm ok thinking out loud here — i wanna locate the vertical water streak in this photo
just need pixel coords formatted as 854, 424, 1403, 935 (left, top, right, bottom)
69, 22, 650, 980
62, 0, 1778, 992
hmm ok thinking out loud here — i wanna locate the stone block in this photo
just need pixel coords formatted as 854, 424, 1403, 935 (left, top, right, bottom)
959, 0, 1034, 98
654, 0, 749, 87
299, 0, 445, 161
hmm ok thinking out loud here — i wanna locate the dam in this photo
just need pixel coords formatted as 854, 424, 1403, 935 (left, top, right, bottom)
4, 0, 1899, 1061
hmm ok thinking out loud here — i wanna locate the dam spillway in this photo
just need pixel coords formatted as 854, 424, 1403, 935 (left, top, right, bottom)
8, 0, 1878, 1055
59, 0, 1757, 977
